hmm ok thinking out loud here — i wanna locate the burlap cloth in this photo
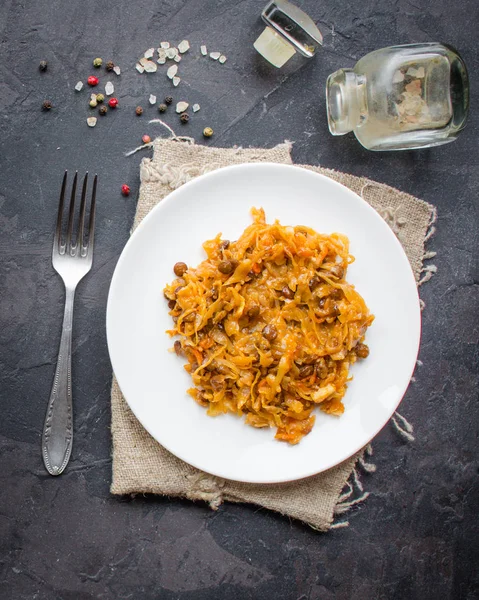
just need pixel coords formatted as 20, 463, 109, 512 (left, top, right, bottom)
111, 138, 435, 531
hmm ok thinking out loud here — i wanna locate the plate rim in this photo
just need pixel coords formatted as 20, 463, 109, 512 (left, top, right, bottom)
106, 162, 421, 484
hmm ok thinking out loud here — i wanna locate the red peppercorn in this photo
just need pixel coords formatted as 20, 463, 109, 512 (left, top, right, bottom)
142, 134, 151, 144
108, 97, 119, 108
121, 184, 130, 196
87, 76, 99, 86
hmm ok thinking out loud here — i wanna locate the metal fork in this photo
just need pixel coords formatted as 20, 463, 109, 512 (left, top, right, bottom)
42, 171, 97, 476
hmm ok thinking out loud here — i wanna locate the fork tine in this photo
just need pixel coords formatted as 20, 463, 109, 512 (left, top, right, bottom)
54, 171, 68, 253
66, 171, 78, 251
86, 174, 97, 254
77, 173, 88, 250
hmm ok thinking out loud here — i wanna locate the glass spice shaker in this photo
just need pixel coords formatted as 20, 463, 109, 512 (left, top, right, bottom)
254, 0, 323, 68
326, 43, 469, 151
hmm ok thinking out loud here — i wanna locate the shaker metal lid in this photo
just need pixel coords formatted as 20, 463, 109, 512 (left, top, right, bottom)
262, 0, 323, 58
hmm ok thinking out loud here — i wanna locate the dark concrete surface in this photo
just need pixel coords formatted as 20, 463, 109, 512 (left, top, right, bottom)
1, 1, 478, 598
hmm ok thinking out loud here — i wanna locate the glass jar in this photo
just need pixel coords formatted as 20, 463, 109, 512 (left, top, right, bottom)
326, 43, 469, 151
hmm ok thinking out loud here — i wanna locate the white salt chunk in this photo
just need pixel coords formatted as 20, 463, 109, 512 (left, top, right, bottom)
158, 57, 166, 65
158, 48, 167, 58
139, 57, 150, 66
149, 94, 157, 105
75, 81, 84, 91
136, 63, 145, 73
415, 66, 425, 78
167, 64, 178, 79
166, 48, 178, 59
160, 41, 170, 49
144, 48, 155, 59
105, 81, 114, 96
90, 93, 97, 101
209, 52, 221, 60
174, 54, 182, 63
200, 45, 207, 56
219, 55, 227, 64
113, 66, 121, 76
178, 40, 190, 54
143, 61, 158, 73
87, 117, 97, 127
392, 70, 404, 83
192, 103, 200, 112
176, 101, 189, 113
172, 76, 180, 87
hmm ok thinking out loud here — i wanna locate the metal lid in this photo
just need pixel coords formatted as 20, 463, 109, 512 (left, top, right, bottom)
261, 0, 323, 58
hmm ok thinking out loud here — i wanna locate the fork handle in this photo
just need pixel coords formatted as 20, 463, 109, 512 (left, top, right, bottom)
42, 286, 76, 475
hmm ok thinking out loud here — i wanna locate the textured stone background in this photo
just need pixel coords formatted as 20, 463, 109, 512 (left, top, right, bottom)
1, 1, 478, 598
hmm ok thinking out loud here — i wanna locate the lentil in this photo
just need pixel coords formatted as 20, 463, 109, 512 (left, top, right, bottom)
173, 262, 188, 277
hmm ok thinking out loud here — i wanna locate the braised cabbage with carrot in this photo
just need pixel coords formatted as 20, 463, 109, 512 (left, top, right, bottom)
163, 208, 374, 444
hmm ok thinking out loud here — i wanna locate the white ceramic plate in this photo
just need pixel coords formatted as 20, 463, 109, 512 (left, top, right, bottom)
107, 164, 420, 484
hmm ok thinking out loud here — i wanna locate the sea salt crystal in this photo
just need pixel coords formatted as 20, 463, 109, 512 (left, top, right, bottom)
166, 47, 178, 59
172, 76, 180, 87
209, 52, 221, 60
167, 64, 178, 79
143, 60, 158, 73
105, 81, 114, 96
87, 117, 97, 127
158, 57, 166, 65
192, 103, 200, 112
149, 94, 157, 105
174, 54, 182, 63
144, 48, 155, 59
219, 55, 227, 64
200, 45, 207, 56
415, 66, 425, 78
392, 70, 404, 84
113, 66, 121, 76
176, 101, 189, 113
160, 41, 170, 49
74, 81, 83, 91
178, 40, 190, 54
136, 63, 145, 73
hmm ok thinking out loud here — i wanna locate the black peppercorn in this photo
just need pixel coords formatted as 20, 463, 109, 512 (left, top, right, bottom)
164, 96, 173, 105
98, 105, 108, 116
135, 106, 143, 116
42, 100, 52, 110
105, 61, 114, 71
158, 103, 167, 113
39, 60, 47, 72
180, 113, 189, 123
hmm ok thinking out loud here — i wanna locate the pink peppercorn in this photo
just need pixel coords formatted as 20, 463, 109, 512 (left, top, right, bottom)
142, 134, 151, 144
108, 97, 118, 108
121, 184, 130, 196
87, 76, 99, 86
